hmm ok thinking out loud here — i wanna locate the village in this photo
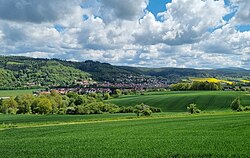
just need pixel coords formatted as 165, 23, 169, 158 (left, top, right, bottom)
35, 79, 169, 95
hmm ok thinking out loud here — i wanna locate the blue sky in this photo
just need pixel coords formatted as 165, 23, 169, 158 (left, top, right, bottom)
147, 0, 172, 18
0, 0, 249, 69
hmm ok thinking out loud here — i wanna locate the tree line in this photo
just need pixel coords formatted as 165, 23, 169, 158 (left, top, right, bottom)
0, 91, 161, 116
170, 82, 222, 91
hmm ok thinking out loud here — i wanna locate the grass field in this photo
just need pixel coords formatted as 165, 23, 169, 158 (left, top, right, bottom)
0, 112, 250, 157
109, 91, 250, 112
0, 89, 42, 97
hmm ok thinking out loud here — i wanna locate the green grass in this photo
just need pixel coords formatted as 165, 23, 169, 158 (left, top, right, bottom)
109, 91, 250, 112
0, 89, 42, 97
0, 113, 136, 128
0, 112, 250, 157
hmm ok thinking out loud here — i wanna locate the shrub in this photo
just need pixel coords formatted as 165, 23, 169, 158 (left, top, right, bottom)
103, 93, 111, 100
231, 97, 241, 111
150, 107, 162, 113
187, 104, 201, 114
244, 106, 250, 111
141, 108, 152, 116
134, 103, 152, 117
66, 107, 76, 115
58, 108, 66, 115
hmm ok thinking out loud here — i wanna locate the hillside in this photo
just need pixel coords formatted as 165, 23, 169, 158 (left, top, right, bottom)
76, 60, 142, 83
121, 66, 250, 83
0, 56, 90, 89
0, 56, 249, 89
109, 91, 250, 112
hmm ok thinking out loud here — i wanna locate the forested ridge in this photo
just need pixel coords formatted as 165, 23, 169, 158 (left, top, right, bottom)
0, 56, 249, 89
0, 56, 90, 89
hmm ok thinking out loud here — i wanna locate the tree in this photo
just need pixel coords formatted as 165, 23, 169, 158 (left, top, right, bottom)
231, 97, 241, 111
32, 98, 52, 114
187, 104, 201, 114
1, 97, 18, 114
134, 103, 152, 117
15, 94, 34, 114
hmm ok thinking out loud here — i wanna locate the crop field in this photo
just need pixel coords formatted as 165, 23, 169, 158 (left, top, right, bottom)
109, 91, 250, 112
0, 89, 42, 97
241, 79, 250, 83
0, 113, 135, 128
0, 112, 250, 157
190, 77, 234, 85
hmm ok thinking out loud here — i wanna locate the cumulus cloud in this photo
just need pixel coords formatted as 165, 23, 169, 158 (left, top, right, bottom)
99, 0, 148, 21
134, 0, 227, 45
231, 0, 250, 24
0, 0, 82, 23
0, 0, 249, 69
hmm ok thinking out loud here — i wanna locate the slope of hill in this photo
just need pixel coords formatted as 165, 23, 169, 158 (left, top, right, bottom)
0, 56, 90, 89
109, 91, 250, 112
0, 56, 249, 88
121, 66, 250, 83
76, 60, 142, 83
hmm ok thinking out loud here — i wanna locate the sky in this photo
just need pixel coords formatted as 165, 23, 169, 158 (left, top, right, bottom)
0, 0, 249, 69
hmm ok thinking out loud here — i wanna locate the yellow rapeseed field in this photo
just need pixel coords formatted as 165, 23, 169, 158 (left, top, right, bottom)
190, 78, 233, 85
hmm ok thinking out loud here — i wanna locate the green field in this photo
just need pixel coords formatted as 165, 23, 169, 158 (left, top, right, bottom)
0, 89, 41, 97
109, 91, 250, 112
1, 112, 250, 157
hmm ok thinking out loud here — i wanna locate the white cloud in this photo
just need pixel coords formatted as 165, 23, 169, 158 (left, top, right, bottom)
99, 0, 148, 21
134, 0, 227, 45
231, 0, 250, 24
0, 0, 83, 23
0, 0, 249, 69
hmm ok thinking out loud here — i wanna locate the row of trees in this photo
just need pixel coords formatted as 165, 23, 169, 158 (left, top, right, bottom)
0, 91, 161, 116
170, 82, 222, 91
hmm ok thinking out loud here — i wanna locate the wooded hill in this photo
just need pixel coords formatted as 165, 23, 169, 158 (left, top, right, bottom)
0, 56, 90, 89
0, 56, 249, 89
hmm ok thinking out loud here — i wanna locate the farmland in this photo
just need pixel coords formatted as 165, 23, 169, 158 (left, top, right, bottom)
109, 91, 250, 112
1, 112, 250, 157
0, 89, 41, 97
1, 90, 250, 157
190, 77, 234, 85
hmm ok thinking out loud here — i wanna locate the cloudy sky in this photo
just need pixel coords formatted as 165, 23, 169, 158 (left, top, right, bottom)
0, 0, 249, 69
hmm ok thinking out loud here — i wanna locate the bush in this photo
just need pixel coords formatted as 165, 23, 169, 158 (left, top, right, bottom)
58, 108, 66, 115
231, 97, 241, 111
134, 103, 152, 117
187, 104, 201, 114
103, 93, 111, 100
141, 108, 152, 116
66, 107, 76, 115
150, 107, 162, 113
244, 106, 250, 111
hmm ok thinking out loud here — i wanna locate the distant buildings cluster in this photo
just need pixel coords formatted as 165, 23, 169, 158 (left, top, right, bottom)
34, 80, 168, 95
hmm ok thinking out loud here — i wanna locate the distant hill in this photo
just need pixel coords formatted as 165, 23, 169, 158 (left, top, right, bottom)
120, 66, 250, 83
0, 56, 249, 89
0, 56, 90, 89
76, 60, 141, 83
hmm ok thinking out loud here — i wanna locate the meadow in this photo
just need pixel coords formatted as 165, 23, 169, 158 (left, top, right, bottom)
0, 89, 41, 97
109, 91, 250, 112
0, 112, 250, 157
